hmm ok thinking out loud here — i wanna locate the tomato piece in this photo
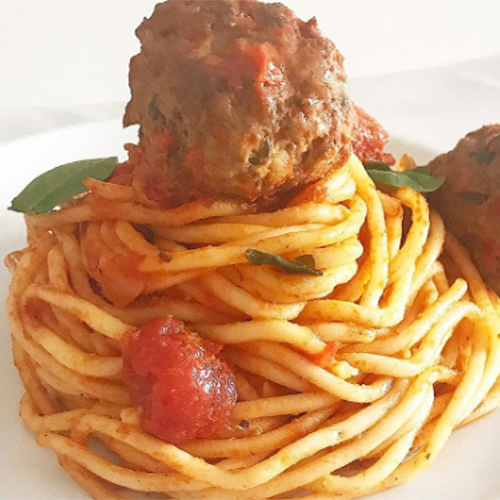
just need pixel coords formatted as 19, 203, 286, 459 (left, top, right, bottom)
142, 178, 178, 206
82, 233, 147, 307
97, 254, 146, 308
121, 316, 237, 444
213, 41, 271, 89
353, 106, 394, 165
308, 342, 339, 369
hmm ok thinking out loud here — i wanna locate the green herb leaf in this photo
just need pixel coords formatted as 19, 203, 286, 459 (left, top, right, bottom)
364, 162, 445, 193
245, 249, 323, 276
470, 149, 496, 165
294, 254, 317, 268
9, 157, 118, 214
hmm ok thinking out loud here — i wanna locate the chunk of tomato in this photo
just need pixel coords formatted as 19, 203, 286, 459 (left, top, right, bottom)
121, 316, 237, 444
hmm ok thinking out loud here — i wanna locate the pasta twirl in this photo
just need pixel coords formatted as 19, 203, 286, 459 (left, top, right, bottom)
6, 155, 500, 499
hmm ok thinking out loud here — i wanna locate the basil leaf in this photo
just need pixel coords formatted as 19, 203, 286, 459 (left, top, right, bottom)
365, 162, 445, 193
245, 249, 323, 276
470, 149, 496, 165
9, 157, 118, 214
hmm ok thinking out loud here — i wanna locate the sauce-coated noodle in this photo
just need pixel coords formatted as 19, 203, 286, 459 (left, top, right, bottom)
7, 156, 500, 499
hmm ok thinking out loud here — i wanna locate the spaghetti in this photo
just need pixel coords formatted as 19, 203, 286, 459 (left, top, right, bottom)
6, 154, 500, 499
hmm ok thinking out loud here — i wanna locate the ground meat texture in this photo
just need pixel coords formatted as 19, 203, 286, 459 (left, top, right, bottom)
121, 316, 237, 444
124, 0, 355, 202
429, 125, 500, 293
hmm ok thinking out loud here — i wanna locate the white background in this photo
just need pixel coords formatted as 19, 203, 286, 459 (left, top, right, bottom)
1, 0, 500, 142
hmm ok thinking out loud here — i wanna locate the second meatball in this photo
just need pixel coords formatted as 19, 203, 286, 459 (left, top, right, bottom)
430, 125, 500, 293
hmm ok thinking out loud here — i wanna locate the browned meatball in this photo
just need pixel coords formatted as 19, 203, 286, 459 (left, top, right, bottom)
430, 125, 500, 293
124, 0, 355, 202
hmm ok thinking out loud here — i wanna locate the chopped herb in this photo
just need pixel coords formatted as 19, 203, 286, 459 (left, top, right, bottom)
159, 253, 172, 263
470, 149, 496, 165
459, 191, 489, 205
249, 138, 271, 166
136, 225, 156, 244
364, 161, 390, 170
267, 13, 285, 26
245, 249, 323, 276
238, 420, 250, 430
364, 162, 445, 193
294, 254, 317, 268
9, 157, 118, 215
149, 97, 166, 124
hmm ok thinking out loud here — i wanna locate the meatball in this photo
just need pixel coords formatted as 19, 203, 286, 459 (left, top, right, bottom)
124, 0, 355, 202
429, 125, 500, 293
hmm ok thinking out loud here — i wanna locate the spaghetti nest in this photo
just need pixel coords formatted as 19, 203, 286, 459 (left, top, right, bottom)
6, 155, 500, 499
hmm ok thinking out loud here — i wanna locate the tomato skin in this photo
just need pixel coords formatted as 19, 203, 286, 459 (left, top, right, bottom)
82, 232, 147, 307
353, 106, 394, 165
121, 316, 237, 444
308, 342, 339, 369
212, 41, 272, 90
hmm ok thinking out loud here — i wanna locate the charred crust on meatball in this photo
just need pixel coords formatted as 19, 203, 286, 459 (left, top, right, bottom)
124, 0, 356, 201
429, 124, 500, 293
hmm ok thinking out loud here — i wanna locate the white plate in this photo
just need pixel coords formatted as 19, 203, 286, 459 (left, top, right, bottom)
1, 120, 499, 500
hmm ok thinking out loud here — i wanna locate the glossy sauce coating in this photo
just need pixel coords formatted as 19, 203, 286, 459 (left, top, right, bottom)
121, 316, 237, 444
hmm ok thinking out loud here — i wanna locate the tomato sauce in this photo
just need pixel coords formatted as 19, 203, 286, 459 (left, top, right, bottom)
121, 316, 237, 444
213, 41, 272, 90
353, 106, 395, 165
82, 241, 147, 308
308, 342, 339, 369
